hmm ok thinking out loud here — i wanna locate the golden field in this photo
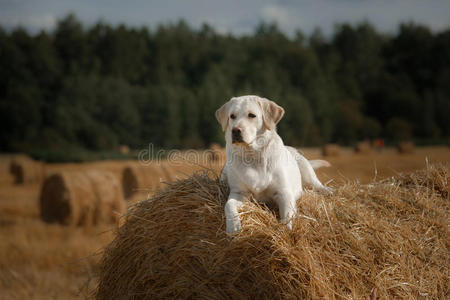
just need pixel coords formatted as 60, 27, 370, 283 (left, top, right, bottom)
0, 146, 448, 299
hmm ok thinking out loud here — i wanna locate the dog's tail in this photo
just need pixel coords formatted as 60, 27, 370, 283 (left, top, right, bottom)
309, 159, 331, 170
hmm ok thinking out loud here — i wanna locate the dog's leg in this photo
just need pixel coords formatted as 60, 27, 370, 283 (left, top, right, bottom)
275, 190, 297, 230
225, 192, 244, 234
296, 155, 333, 195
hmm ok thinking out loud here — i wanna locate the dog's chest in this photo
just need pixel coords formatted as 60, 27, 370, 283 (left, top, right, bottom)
238, 165, 272, 194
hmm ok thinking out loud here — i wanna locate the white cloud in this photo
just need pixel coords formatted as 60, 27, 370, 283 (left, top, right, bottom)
1, 13, 56, 32
261, 4, 292, 26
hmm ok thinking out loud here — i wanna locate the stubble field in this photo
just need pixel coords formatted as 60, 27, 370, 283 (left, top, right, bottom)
0, 146, 448, 299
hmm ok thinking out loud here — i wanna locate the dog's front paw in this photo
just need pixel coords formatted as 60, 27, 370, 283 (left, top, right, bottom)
281, 218, 293, 230
226, 218, 241, 234
320, 186, 334, 195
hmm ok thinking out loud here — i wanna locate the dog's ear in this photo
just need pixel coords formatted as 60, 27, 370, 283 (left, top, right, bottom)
260, 99, 285, 130
215, 102, 230, 132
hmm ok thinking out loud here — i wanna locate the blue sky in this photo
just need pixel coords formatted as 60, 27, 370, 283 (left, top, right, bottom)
1, 0, 449, 36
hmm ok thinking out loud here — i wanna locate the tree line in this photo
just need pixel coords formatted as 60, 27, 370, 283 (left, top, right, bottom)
1, 14, 449, 154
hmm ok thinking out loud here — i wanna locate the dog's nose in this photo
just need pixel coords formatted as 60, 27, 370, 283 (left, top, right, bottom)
232, 127, 241, 136
232, 127, 243, 143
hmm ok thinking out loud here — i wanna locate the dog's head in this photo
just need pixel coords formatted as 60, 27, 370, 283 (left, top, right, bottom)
215, 95, 285, 147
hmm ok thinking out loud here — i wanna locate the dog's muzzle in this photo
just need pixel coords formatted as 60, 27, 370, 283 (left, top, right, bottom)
232, 127, 244, 143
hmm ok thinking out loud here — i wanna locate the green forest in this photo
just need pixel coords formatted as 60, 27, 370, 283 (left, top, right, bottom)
1, 14, 449, 156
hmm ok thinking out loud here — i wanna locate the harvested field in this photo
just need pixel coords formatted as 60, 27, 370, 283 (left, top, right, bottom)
322, 143, 341, 157
0, 183, 115, 300
354, 141, 372, 154
96, 163, 449, 299
44, 159, 134, 179
397, 141, 416, 154
0, 147, 448, 299
305, 146, 450, 184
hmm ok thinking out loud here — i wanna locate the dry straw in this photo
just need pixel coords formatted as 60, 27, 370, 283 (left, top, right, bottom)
40, 170, 126, 226
9, 155, 44, 184
96, 163, 449, 299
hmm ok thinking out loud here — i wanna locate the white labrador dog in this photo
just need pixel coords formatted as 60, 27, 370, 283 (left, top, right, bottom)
216, 95, 332, 234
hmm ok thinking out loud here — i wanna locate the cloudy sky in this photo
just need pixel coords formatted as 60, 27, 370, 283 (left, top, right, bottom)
1, 0, 449, 36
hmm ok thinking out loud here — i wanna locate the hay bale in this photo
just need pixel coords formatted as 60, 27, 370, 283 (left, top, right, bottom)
354, 141, 372, 154
322, 143, 340, 157
0, 155, 14, 185
96, 164, 449, 299
207, 143, 226, 163
40, 170, 126, 226
397, 141, 415, 154
87, 171, 127, 224
118, 145, 130, 155
400, 162, 450, 199
9, 155, 44, 184
161, 161, 206, 181
122, 164, 169, 199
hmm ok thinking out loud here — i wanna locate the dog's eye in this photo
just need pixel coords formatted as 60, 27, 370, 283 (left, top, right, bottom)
248, 113, 256, 118
230, 114, 236, 119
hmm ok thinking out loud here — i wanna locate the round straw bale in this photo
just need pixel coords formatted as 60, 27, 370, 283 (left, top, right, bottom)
0, 156, 14, 185
40, 171, 94, 225
122, 164, 170, 199
86, 171, 127, 224
321, 143, 340, 156
397, 141, 415, 154
40, 170, 126, 226
209, 143, 222, 151
9, 155, 44, 184
96, 165, 449, 299
207, 143, 226, 164
118, 145, 130, 155
354, 141, 372, 154
400, 162, 450, 199
161, 161, 205, 182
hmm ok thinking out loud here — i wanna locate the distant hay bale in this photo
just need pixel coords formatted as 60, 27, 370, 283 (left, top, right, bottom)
96, 164, 449, 299
209, 143, 222, 150
207, 143, 226, 163
118, 145, 130, 155
354, 141, 372, 154
162, 161, 207, 182
322, 143, 340, 156
122, 164, 169, 199
88, 171, 127, 224
9, 155, 44, 184
40, 170, 126, 226
0, 156, 14, 185
397, 141, 415, 154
